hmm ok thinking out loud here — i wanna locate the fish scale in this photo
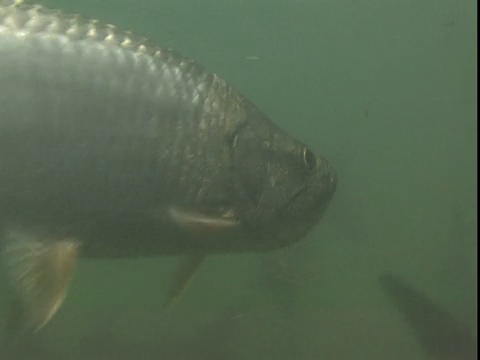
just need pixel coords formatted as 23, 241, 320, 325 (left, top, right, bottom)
0, 0, 336, 333
1, 3, 232, 206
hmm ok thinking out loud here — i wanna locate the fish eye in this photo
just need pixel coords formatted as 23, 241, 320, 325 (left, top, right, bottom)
302, 147, 317, 174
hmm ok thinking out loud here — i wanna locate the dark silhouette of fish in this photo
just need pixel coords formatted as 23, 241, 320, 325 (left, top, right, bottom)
379, 273, 477, 360
0, 0, 337, 334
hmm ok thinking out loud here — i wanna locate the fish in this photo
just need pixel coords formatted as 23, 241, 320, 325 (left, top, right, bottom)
0, 0, 337, 332
379, 273, 477, 360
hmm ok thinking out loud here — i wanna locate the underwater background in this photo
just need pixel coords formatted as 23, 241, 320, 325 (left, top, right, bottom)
0, 0, 476, 359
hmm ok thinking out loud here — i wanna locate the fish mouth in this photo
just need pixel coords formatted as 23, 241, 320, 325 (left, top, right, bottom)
289, 185, 309, 204
280, 165, 337, 236
271, 187, 319, 236
287, 170, 336, 215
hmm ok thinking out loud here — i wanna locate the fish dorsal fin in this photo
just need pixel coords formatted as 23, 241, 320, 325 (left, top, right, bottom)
164, 253, 206, 308
2, 231, 80, 331
167, 206, 239, 236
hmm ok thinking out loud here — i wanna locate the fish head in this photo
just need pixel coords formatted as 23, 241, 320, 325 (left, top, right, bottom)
230, 104, 337, 250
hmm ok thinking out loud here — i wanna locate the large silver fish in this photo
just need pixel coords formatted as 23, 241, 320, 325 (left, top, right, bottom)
0, 0, 337, 331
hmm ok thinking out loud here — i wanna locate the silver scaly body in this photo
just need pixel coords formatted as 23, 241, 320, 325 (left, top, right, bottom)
0, 0, 337, 333
1, 2, 245, 256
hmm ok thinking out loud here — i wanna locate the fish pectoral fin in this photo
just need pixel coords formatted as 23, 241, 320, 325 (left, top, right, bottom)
2, 231, 80, 332
164, 253, 206, 308
167, 206, 239, 236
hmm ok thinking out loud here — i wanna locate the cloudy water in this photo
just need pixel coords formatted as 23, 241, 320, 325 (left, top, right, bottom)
0, 0, 476, 359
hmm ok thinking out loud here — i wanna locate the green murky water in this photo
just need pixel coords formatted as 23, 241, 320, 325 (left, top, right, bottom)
1, 0, 476, 359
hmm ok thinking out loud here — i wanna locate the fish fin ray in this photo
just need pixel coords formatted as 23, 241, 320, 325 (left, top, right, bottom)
168, 206, 238, 236
164, 253, 206, 308
2, 231, 80, 331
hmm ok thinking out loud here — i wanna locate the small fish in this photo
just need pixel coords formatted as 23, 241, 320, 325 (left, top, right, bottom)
379, 273, 477, 360
0, 0, 337, 331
